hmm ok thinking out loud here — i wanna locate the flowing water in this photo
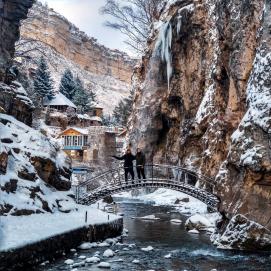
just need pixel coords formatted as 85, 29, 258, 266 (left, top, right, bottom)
38, 198, 271, 271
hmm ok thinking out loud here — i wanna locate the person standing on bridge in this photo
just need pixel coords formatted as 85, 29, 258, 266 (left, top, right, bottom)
112, 148, 135, 183
136, 148, 146, 180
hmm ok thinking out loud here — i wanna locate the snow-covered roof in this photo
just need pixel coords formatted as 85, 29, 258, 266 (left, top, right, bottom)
77, 114, 91, 120
60, 127, 89, 135
89, 116, 102, 122
90, 102, 103, 109
43, 92, 77, 109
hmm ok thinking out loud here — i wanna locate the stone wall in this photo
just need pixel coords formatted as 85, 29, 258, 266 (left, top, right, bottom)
0, 218, 123, 271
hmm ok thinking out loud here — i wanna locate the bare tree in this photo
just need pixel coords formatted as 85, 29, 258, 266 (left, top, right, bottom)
101, 0, 164, 54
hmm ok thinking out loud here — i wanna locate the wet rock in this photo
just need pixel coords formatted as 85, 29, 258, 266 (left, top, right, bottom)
2, 179, 18, 193
18, 167, 36, 181
11, 209, 35, 216
103, 195, 114, 204
175, 197, 189, 204
1, 138, 13, 144
211, 214, 271, 251
0, 151, 8, 174
31, 156, 71, 191
0, 203, 13, 215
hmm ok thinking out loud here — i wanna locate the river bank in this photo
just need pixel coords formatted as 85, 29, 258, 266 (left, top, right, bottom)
0, 206, 122, 270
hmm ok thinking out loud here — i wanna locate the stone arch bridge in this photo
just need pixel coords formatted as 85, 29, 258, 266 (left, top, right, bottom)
74, 164, 220, 211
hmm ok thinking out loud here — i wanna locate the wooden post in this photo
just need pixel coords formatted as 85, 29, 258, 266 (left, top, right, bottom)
85, 211, 88, 223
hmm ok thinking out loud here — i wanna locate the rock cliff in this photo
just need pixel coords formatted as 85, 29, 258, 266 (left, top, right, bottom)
17, 2, 135, 113
128, 0, 271, 249
0, 0, 33, 81
0, 0, 76, 215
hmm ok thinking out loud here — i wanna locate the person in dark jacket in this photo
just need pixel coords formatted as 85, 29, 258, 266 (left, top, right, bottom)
136, 148, 146, 180
112, 148, 135, 182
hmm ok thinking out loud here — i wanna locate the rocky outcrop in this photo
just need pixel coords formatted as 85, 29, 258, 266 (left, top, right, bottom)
128, 0, 271, 249
0, 81, 34, 125
211, 214, 271, 250
0, 0, 34, 81
0, 113, 74, 215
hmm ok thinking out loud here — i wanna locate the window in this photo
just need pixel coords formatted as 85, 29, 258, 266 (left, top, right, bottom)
83, 136, 88, 146
78, 136, 82, 146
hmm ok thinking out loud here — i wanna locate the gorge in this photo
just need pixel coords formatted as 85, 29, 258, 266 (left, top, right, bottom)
0, 1, 271, 270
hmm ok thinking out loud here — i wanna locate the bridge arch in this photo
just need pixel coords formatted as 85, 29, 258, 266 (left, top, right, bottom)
74, 164, 220, 211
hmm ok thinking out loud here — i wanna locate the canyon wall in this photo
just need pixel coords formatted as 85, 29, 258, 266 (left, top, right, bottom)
20, 3, 133, 83
0, 0, 33, 81
16, 2, 135, 113
128, 0, 271, 249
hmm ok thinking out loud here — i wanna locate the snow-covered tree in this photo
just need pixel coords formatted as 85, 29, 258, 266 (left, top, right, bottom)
73, 77, 93, 114
59, 69, 75, 100
102, 114, 117, 126
33, 56, 55, 102
113, 89, 134, 126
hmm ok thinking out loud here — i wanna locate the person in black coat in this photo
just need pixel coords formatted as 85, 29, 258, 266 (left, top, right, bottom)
112, 148, 135, 182
136, 148, 146, 180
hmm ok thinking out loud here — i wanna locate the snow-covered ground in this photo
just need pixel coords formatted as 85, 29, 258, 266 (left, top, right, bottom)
114, 188, 208, 215
0, 205, 120, 252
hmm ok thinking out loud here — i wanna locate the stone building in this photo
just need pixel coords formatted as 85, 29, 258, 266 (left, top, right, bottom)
59, 126, 125, 168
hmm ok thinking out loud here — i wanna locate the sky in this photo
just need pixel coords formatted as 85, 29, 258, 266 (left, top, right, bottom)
39, 0, 129, 54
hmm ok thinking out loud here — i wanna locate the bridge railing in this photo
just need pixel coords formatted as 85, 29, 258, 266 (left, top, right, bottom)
74, 164, 215, 203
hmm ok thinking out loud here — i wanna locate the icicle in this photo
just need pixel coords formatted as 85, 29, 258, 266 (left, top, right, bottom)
177, 16, 182, 35
154, 20, 173, 91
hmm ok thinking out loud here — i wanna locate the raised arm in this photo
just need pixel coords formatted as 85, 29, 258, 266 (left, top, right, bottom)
112, 154, 125, 160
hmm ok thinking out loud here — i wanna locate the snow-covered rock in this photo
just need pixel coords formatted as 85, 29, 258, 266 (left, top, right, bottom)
132, 259, 140, 264
164, 253, 172, 259
134, 214, 160, 221
141, 246, 154, 252
0, 113, 74, 216
64, 259, 74, 265
211, 214, 271, 250
103, 249, 114, 257
85, 256, 100, 263
78, 242, 97, 250
98, 242, 110, 247
185, 214, 213, 231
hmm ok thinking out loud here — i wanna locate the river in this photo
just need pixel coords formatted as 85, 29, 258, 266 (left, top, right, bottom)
38, 198, 271, 271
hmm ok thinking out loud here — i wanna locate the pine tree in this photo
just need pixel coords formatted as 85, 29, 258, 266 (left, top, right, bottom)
113, 89, 134, 127
59, 69, 75, 100
33, 56, 54, 102
73, 76, 94, 114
